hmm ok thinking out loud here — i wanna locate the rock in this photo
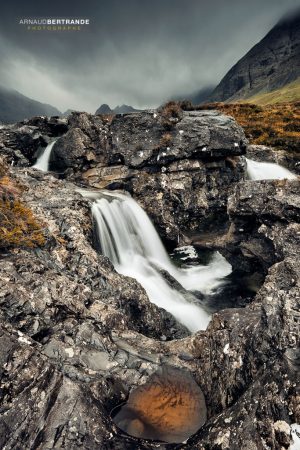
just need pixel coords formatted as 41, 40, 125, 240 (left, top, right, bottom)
51, 113, 107, 171
1, 109, 248, 243
247, 144, 300, 174
65, 110, 247, 242
0, 117, 68, 166
0, 114, 299, 449
113, 365, 207, 443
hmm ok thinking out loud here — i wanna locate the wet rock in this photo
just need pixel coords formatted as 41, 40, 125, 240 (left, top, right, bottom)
1, 109, 248, 243
113, 366, 207, 443
246, 144, 297, 171
0, 124, 48, 165
0, 119, 299, 449
51, 112, 107, 171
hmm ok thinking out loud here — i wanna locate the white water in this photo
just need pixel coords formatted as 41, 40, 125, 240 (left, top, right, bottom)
92, 191, 232, 332
289, 424, 300, 450
246, 158, 297, 180
33, 140, 57, 171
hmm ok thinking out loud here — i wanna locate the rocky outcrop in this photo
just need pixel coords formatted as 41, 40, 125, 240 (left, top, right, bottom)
0, 116, 68, 166
209, 11, 300, 102
0, 168, 299, 449
0, 109, 248, 242
49, 110, 247, 242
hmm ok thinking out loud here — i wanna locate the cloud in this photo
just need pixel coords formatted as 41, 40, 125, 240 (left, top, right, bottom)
0, 0, 299, 112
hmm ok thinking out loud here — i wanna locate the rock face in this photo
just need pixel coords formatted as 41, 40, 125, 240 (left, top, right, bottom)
0, 116, 68, 166
247, 144, 300, 174
209, 11, 300, 102
0, 109, 248, 244
50, 110, 247, 242
0, 166, 299, 449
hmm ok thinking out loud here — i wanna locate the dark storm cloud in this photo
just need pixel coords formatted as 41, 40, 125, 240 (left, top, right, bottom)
0, 0, 299, 112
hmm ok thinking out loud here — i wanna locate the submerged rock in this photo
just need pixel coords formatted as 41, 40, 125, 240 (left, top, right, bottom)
113, 366, 207, 443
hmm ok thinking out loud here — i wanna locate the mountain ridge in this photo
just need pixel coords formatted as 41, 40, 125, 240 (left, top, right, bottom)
95, 103, 141, 115
0, 86, 61, 124
209, 10, 300, 103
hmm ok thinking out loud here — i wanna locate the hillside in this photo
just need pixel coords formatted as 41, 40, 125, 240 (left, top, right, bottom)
244, 77, 300, 105
0, 86, 61, 124
209, 11, 300, 102
195, 101, 300, 156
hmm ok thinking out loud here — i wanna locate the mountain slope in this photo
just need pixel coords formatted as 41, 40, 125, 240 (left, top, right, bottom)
243, 77, 300, 105
0, 86, 61, 124
209, 11, 300, 102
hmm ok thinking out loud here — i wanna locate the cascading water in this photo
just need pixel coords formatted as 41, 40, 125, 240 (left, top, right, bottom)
246, 158, 297, 180
92, 191, 232, 332
33, 140, 57, 171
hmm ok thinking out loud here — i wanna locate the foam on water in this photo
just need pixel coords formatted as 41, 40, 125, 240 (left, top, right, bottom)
33, 140, 57, 172
92, 191, 232, 332
246, 158, 297, 180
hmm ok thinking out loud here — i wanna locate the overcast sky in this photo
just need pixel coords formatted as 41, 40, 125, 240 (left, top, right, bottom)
0, 0, 299, 113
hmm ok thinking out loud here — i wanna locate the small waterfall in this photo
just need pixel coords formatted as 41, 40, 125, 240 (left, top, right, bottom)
33, 140, 57, 171
246, 158, 297, 180
92, 191, 232, 332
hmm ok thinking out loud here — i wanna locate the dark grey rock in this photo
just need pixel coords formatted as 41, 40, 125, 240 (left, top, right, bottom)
209, 11, 300, 102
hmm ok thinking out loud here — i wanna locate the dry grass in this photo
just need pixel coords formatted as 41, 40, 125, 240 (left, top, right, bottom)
160, 133, 173, 147
0, 159, 45, 250
244, 78, 300, 105
159, 101, 183, 129
98, 113, 115, 125
183, 101, 300, 154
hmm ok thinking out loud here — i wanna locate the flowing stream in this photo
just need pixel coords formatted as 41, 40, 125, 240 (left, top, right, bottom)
246, 158, 297, 180
91, 191, 232, 332
33, 140, 57, 171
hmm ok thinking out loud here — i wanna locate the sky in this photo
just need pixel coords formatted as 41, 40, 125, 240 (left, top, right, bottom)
0, 0, 299, 113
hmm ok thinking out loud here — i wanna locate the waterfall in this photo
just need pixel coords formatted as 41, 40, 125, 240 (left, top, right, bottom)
33, 140, 57, 172
246, 158, 297, 180
92, 191, 232, 332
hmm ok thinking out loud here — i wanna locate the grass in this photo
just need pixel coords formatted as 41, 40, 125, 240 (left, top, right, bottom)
243, 78, 300, 106
160, 133, 173, 147
0, 159, 45, 250
181, 101, 300, 155
159, 101, 183, 129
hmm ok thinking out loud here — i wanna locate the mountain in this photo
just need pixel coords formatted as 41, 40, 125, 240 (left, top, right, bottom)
173, 86, 215, 105
62, 109, 78, 117
245, 77, 300, 105
188, 86, 215, 105
95, 104, 141, 115
209, 10, 300, 102
0, 86, 61, 124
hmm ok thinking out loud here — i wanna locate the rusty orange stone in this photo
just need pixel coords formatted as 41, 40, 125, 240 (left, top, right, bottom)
113, 366, 207, 443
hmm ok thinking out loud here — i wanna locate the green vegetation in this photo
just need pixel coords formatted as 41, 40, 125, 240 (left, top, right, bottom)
243, 78, 300, 105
